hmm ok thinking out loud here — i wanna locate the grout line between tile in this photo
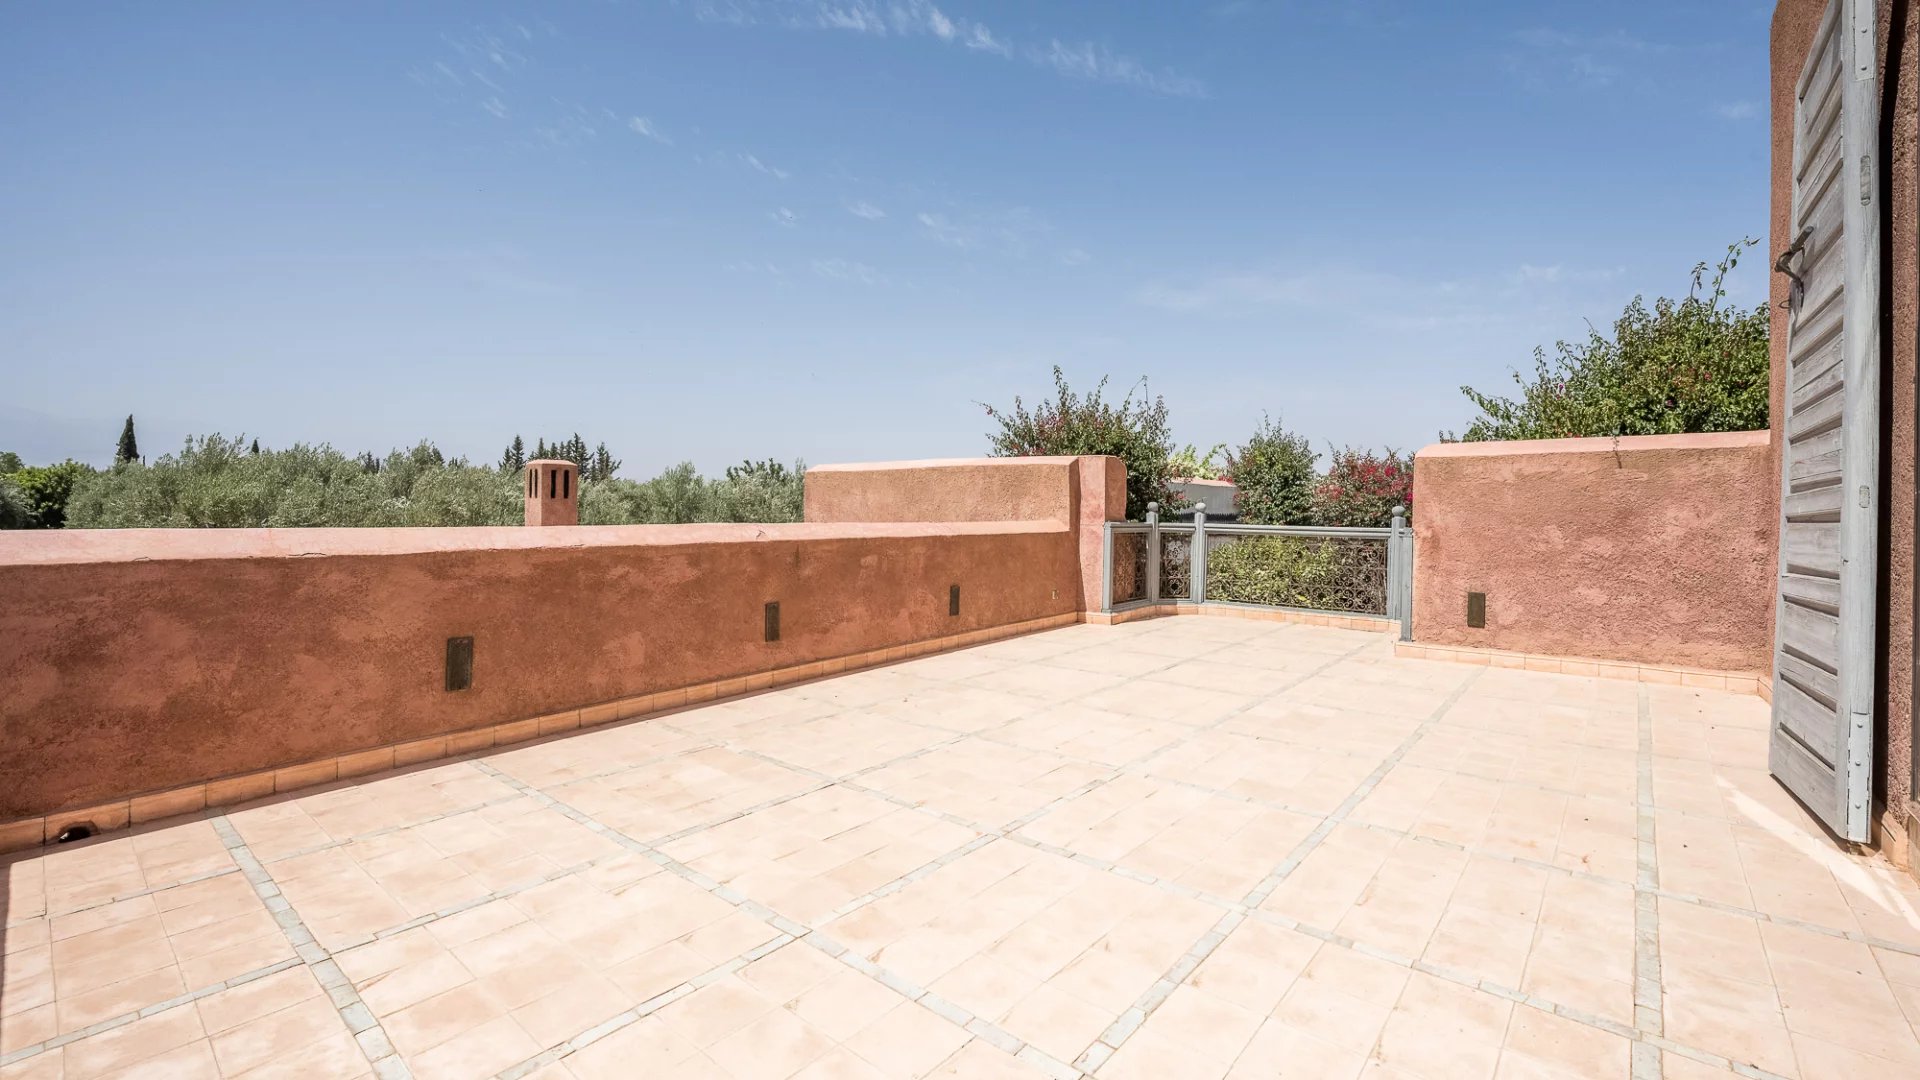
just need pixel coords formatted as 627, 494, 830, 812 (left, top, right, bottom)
1073, 662, 1488, 1072
0, 955, 304, 1068
492, 930, 798, 1080
1633, 684, 1667, 1080
467, 758, 1093, 1079
209, 813, 415, 1080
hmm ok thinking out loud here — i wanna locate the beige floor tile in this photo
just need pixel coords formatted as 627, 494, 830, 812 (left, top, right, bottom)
207, 995, 349, 1075
788, 967, 904, 1042
842, 1001, 972, 1078
705, 1006, 837, 1080
1370, 972, 1512, 1079
561, 1015, 701, 1079
1137, 984, 1265, 1071
407, 1014, 540, 1080
1185, 918, 1320, 1014
1228, 1018, 1367, 1079
195, 966, 325, 1037
1499, 1006, 1629, 1078
60, 1006, 205, 1079
738, 941, 846, 1005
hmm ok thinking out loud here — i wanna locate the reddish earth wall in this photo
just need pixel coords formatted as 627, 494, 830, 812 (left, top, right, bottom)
805, 455, 1126, 613
1411, 432, 1775, 671
804, 457, 1082, 523
0, 521, 1078, 821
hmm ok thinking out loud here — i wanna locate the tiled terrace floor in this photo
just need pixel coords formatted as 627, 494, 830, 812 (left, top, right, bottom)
6, 618, 1920, 1080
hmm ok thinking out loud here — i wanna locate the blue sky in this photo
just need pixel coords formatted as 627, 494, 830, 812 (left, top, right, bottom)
1, 1, 1776, 475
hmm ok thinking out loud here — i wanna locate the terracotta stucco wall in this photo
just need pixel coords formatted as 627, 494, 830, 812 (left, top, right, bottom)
1411, 432, 1775, 671
1771, 0, 1917, 849
804, 455, 1127, 613
0, 521, 1078, 822
804, 457, 1083, 524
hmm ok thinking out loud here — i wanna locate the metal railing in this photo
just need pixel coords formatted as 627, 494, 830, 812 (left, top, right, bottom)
1104, 501, 1413, 639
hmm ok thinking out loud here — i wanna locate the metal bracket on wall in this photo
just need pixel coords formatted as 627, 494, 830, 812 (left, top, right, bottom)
1774, 225, 1813, 299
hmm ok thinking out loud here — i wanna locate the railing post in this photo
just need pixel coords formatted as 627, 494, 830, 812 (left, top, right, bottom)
1101, 522, 1114, 613
1191, 502, 1208, 603
1390, 504, 1411, 641
1146, 501, 1161, 602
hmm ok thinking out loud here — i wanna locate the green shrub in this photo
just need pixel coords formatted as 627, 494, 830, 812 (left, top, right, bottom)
0, 475, 33, 529
1227, 417, 1317, 525
1205, 535, 1343, 608
577, 460, 805, 525
9, 461, 93, 528
1451, 241, 1769, 441
983, 366, 1177, 520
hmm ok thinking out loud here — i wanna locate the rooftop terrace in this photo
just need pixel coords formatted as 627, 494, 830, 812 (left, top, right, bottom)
5, 617, 1917, 1080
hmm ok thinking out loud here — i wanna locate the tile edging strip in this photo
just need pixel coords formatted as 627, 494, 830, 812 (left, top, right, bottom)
1393, 641, 1767, 697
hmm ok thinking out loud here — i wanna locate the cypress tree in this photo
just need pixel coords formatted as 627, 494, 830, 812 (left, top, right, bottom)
115, 415, 139, 465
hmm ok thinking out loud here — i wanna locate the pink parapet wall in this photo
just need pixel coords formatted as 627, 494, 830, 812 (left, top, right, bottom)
804, 455, 1128, 613
0, 519, 1078, 824
1410, 431, 1775, 672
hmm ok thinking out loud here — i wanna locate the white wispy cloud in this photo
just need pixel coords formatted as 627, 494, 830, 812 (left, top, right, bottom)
742, 153, 792, 180
627, 116, 672, 143
694, 2, 1199, 96
481, 97, 508, 119
1036, 40, 1207, 98
1058, 248, 1092, 267
806, 1, 1009, 56
771, 207, 799, 227
914, 206, 1051, 256
1507, 27, 1669, 90
1135, 260, 1631, 321
1714, 101, 1758, 121
810, 257, 884, 284
916, 212, 973, 249
846, 200, 887, 220
1515, 263, 1623, 285
536, 103, 599, 147
446, 28, 530, 73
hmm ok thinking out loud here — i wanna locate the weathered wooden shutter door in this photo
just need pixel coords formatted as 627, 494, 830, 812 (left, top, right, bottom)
1770, 0, 1881, 842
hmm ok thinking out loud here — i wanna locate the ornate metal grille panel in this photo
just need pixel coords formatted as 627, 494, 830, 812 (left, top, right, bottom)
1109, 530, 1149, 605
1203, 533, 1387, 615
1158, 530, 1192, 600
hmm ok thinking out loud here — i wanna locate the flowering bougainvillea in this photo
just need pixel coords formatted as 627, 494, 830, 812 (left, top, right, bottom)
1312, 447, 1412, 527
982, 366, 1179, 520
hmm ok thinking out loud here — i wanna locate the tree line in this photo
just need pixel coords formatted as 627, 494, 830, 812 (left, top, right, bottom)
1, 424, 802, 529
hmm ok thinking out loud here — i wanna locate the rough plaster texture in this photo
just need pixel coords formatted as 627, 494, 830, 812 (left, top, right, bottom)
804, 457, 1084, 524
1771, 0, 1917, 838
1411, 432, 1775, 672
0, 521, 1078, 821
804, 455, 1127, 613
